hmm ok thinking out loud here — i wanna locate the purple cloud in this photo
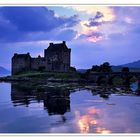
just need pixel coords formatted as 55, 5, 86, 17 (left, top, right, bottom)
87, 32, 103, 38
77, 31, 103, 43
85, 11, 104, 27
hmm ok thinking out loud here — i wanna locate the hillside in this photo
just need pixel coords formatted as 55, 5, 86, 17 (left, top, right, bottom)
0, 66, 10, 76
120, 60, 140, 68
112, 66, 140, 72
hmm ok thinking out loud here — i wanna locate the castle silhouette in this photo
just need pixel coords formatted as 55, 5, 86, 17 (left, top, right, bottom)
12, 41, 71, 75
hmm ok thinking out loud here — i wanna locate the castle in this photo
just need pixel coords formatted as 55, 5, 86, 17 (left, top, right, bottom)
12, 41, 71, 75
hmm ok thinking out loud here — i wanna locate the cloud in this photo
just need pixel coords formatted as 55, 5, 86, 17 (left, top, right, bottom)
85, 11, 104, 27
78, 31, 103, 43
103, 7, 140, 39
72, 6, 115, 22
82, 7, 140, 42
112, 7, 138, 23
1, 6, 140, 70
76, 11, 105, 43
85, 20, 102, 27
0, 7, 78, 32
75, 9, 114, 43
0, 7, 79, 42
94, 11, 104, 19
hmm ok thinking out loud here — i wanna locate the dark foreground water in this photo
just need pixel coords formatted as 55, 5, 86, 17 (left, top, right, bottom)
0, 82, 140, 133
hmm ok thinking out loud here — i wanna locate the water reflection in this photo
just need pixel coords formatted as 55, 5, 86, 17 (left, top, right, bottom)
1, 82, 140, 133
75, 108, 99, 133
75, 108, 111, 134
95, 127, 111, 134
11, 82, 70, 115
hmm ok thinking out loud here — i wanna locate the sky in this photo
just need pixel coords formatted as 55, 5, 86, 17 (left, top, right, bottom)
0, 6, 140, 70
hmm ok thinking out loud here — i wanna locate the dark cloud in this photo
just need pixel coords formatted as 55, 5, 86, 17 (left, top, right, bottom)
86, 21, 102, 27
85, 11, 104, 27
0, 7, 79, 32
0, 7, 79, 42
94, 11, 104, 19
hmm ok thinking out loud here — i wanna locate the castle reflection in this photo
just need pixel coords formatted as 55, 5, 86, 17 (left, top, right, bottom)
11, 82, 70, 115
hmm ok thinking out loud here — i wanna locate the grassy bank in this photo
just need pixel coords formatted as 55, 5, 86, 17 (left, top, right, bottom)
14, 71, 80, 79
0, 71, 83, 83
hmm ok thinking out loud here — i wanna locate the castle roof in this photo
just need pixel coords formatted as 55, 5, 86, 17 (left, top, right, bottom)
46, 41, 70, 52
13, 53, 31, 58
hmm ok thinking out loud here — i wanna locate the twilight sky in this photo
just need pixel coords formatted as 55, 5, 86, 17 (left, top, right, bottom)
0, 6, 140, 70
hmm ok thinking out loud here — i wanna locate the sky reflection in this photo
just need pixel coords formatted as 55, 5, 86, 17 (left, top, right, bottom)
1, 83, 140, 133
75, 108, 111, 134
70, 90, 140, 133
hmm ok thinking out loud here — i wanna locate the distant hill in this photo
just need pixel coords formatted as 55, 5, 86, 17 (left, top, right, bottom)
120, 60, 140, 68
77, 60, 140, 73
0, 66, 10, 76
110, 65, 140, 72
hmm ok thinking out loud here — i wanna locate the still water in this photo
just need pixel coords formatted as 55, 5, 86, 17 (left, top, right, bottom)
0, 82, 140, 133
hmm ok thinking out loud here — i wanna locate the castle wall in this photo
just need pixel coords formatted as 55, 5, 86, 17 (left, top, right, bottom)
31, 57, 47, 71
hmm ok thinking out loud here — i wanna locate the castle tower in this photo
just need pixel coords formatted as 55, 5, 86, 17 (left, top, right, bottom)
44, 41, 71, 72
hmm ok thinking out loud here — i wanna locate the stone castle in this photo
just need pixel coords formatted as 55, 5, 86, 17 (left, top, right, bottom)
12, 41, 71, 75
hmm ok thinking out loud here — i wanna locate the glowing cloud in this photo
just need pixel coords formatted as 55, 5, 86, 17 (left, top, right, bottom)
76, 20, 98, 36
72, 6, 116, 22
72, 6, 116, 43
